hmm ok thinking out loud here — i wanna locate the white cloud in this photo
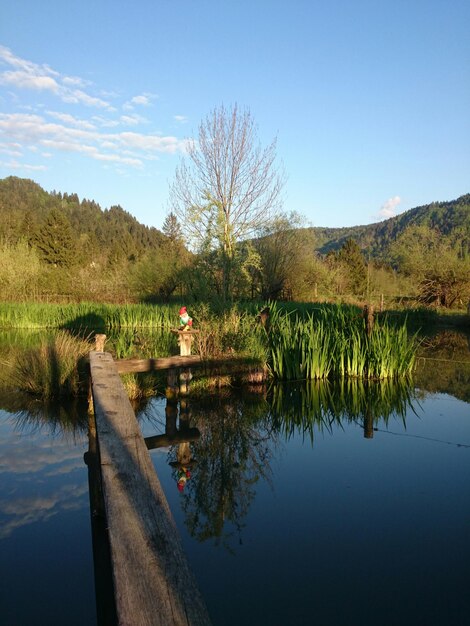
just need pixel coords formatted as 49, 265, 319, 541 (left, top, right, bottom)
0, 141, 23, 157
120, 113, 147, 126
123, 92, 158, 110
0, 70, 60, 92
0, 45, 112, 110
92, 115, 121, 128
118, 131, 187, 153
378, 195, 402, 219
132, 95, 151, 106
0, 159, 47, 171
46, 110, 96, 130
0, 112, 188, 172
62, 75, 90, 88
174, 115, 188, 124
0, 47, 189, 174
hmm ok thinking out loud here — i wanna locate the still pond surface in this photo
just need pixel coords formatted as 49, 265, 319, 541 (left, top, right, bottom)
0, 333, 469, 626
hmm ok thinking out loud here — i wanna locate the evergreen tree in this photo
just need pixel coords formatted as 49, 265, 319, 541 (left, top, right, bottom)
33, 208, 77, 267
162, 212, 183, 244
335, 239, 368, 296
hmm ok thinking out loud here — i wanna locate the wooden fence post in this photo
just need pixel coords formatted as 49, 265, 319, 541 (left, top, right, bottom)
363, 304, 374, 335
95, 334, 106, 352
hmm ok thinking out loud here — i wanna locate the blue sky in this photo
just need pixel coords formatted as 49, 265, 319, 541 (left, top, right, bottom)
0, 0, 469, 230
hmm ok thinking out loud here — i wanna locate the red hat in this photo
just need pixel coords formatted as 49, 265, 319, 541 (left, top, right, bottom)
179, 306, 187, 315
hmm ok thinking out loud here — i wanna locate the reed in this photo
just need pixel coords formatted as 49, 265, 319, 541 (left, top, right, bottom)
8, 331, 92, 398
0, 302, 178, 330
265, 305, 417, 381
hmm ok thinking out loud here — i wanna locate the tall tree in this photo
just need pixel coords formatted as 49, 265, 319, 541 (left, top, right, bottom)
162, 211, 183, 245
334, 238, 368, 296
254, 211, 307, 299
33, 208, 77, 267
169, 104, 284, 302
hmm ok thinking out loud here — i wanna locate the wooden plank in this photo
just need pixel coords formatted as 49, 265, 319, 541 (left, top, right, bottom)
116, 355, 201, 374
115, 354, 262, 375
89, 351, 211, 626
144, 429, 200, 451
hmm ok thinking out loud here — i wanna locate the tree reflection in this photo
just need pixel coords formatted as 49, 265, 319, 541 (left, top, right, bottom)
0, 390, 89, 437
173, 379, 418, 549
169, 392, 274, 551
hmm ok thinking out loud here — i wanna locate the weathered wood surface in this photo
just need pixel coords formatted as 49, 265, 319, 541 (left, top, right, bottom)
89, 351, 211, 626
145, 429, 200, 451
116, 355, 201, 374
116, 354, 261, 375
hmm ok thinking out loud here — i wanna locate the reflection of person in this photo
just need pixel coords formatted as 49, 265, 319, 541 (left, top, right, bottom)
179, 306, 193, 331
177, 467, 191, 492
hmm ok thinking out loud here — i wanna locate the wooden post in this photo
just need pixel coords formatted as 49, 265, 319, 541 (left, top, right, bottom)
84, 410, 117, 624
172, 330, 197, 394
166, 368, 179, 400
363, 408, 374, 439
179, 368, 193, 395
363, 304, 374, 336
95, 334, 106, 352
380, 293, 384, 313
178, 331, 193, 356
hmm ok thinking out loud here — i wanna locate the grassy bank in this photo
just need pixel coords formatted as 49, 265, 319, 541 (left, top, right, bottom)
0, 300, 422, 397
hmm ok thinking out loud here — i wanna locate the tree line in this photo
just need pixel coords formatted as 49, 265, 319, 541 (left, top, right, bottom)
0, 105, 469, 307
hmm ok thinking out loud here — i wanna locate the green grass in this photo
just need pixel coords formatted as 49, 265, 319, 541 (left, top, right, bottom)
265, 303, 417, 380
0, 301, 179, 330
0, 301, 420, 397
6, 330, 92, 398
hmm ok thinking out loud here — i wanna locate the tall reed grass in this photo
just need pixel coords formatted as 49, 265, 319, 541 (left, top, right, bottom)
265, 304, 417, 380
0, 302, 178, 330
8, 331, 92, 398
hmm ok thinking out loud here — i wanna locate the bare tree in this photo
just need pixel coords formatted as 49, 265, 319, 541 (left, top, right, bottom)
169, 104, 284, 301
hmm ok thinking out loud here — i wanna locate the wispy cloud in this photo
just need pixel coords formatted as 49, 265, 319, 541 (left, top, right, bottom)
123, 92, 158, 110
0, 112, 188, 169
0, 47, 189, 175
46, 110, 96, 130
120, 113, 148, 126
174, 115, 188, 124
378, 195, 402, 219
0, 45, 111, 109
0, 158, 47, 171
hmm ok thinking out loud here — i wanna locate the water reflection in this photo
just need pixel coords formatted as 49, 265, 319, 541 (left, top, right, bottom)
153, 378, 419, 551
0, 398, 89, 541
162, 392, 273, 551
268, 378, 417, 441
415, 330, 470, 402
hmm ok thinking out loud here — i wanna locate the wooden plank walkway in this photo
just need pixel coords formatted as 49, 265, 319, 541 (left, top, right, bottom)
89, 351, 211, 626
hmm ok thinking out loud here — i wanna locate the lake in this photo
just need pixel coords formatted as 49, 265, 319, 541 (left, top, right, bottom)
0, 331, 469, 625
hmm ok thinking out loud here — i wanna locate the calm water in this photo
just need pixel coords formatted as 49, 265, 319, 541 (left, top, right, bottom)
0, 335, 469, 625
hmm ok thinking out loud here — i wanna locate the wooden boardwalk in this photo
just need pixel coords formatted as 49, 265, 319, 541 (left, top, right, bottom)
89, 351, 211, 626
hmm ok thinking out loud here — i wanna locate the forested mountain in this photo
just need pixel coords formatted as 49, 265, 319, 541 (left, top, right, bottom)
308, 194, 470, 259
0, 176, 167, 265
2, 176, 468, 262
0, 176, 468, 305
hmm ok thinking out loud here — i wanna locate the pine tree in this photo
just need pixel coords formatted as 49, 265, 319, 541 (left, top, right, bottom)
33, 208, 77, 267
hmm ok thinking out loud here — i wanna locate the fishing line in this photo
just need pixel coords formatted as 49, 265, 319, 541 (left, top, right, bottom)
372, 426, 470, 448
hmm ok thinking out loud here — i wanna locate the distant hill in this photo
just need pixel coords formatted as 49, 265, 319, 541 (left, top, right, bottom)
0, 176, 167, 262
307, 194, 470, 259
1, 176, 468, 264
